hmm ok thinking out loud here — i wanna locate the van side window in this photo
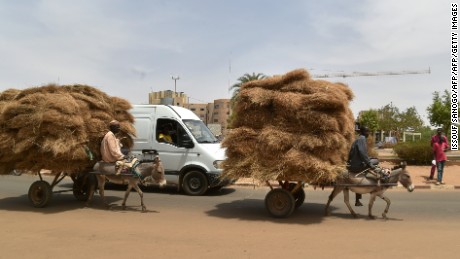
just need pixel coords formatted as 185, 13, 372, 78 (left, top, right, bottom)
156, 119, 178, 145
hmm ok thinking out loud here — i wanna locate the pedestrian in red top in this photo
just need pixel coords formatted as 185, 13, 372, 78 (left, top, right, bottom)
433, 135, 449, 185
429, 128, 448, 180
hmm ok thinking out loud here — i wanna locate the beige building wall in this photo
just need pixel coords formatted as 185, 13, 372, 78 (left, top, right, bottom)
210, 99, 231, 136
188, 103, 208, 122
149, 90, 187, 106
206, 103, 214, 124
210, 99, 230, 124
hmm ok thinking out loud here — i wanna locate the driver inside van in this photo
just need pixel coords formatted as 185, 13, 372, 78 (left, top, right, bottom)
158, 124, 174, 144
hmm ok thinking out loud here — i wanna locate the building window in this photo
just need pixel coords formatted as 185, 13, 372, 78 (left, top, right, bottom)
200, 108, 205, 111
214, 119, 218, 123
214, 104, 219, 109
191, 108, 196, 111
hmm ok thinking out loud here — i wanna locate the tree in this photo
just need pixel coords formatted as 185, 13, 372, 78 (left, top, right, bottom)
398, 106, 424, 131
358, 109, 379, 133
375, 103, 424, 141
426, 90, 452, 134
229, 72, 267, 101
377, 103, 400, 136
228, 72, 267, 128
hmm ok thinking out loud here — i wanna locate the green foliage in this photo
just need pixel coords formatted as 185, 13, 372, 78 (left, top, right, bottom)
376, 103, 424, 135
426, 90, 452, 134
228, 72, 267, 128
359, 109, 379, 133
378, 103, 399, 133
229, 72, 267, 100
359, 104, 425, 142
419, 126, 435, 141
393, 140, 432, 165
398, 106, 424, 131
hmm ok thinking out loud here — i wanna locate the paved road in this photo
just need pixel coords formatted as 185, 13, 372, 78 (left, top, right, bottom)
1, 174, 460, 258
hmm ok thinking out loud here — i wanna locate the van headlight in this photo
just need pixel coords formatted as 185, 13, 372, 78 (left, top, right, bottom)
213, 160, 224, 169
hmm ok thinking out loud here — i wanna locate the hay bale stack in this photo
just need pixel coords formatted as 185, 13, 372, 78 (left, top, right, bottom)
221, 69, 355, 184
0, 84, 135, 174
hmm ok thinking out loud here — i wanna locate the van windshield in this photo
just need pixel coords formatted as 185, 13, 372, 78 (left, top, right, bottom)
183, 120, 218, 143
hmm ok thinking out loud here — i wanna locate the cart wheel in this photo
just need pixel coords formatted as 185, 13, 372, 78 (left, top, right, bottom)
28, 181, 52, 208
288, 183, 306, 209
265, 188, 295, 218
73, 174, 96, 201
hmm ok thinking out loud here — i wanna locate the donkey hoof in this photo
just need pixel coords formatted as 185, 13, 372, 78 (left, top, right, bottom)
368, 215, 376, 220
352, 213, 358, 218
141, 206, 147, 212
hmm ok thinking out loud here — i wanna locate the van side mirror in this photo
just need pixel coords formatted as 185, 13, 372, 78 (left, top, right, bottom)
179, 134, 194, 149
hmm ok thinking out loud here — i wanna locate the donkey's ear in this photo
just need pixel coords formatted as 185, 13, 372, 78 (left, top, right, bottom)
400, 161, 407, 169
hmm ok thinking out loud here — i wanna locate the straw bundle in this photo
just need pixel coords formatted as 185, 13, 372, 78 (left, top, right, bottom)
0, 84, 135, 175
222, 69, 355, 184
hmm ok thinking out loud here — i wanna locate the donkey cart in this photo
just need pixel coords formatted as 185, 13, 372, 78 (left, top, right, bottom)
263, 162, 414, 219
264, 180, 306, 218
28, 171, 96, 208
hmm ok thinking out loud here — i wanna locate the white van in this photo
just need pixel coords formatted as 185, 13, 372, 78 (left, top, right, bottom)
129, 105, 231, 195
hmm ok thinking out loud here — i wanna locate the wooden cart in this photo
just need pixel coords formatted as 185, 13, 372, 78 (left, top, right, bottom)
263, 179, 398, 218
264, 180, 306, 218
27, 171, 96, 208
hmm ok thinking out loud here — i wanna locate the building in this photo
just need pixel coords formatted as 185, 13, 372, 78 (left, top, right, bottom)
149, 90, 188, 106
148, 90, 231, 136
188, 103, 209, 122
210, 99, 231, 133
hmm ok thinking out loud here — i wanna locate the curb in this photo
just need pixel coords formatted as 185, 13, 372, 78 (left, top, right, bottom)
231, 182, 460, 190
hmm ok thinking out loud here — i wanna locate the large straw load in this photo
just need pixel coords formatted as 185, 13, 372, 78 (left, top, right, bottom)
221, 69, 355, 184
0, 84, 135, 175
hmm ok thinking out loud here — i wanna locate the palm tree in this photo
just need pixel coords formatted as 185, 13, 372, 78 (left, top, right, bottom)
227, 72, 267, 128
229, 72, 267, 101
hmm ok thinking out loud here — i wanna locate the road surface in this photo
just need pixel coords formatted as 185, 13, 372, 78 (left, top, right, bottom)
0, 174, 459, 259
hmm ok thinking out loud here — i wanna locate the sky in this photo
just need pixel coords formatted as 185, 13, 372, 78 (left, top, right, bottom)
0, 0, 452, 125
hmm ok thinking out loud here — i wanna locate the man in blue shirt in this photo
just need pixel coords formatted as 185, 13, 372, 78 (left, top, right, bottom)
347, 126, 375, 206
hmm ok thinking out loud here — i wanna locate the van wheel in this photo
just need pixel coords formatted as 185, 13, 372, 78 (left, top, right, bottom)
182, 170, 208, 196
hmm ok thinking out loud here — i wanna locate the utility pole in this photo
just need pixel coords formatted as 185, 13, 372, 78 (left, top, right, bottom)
171, 76, 180, 96
171, 76, 180, 106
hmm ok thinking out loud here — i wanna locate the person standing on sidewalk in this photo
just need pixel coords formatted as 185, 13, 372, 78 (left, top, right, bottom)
433, 135, 449, 185
430, 128, 448, 180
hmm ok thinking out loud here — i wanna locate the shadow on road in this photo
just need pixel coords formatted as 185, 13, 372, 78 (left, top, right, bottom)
0, 191, 165, 214
102, 183, 237, 196
205, 198, 356, 225
0, 192, 128, 214
0, 181, 237, 214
